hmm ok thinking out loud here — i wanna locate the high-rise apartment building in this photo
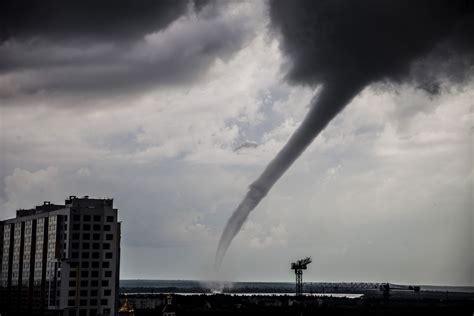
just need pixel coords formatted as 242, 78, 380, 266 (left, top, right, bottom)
0, 196, 121, 316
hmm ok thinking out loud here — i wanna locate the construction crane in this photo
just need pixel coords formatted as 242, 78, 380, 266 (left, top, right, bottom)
291, 257, 312, 296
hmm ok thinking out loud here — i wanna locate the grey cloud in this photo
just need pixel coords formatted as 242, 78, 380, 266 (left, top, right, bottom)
0, 0, 204, 42
0, 1, 255, 99
87, 128, 147, 155
234, 140, 258, 152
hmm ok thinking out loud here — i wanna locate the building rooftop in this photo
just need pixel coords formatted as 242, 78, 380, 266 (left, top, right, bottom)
16, 201, 65, 217
7, 196, 115, 221
65, 195, 114, 208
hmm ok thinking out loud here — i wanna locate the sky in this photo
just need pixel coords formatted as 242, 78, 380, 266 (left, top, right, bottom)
0, 1, 473, 286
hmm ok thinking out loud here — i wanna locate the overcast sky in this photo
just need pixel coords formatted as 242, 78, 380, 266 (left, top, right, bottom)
0, 1, 473, 286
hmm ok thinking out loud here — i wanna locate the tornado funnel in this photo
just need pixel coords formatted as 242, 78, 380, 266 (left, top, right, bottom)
215, 81, 362, 268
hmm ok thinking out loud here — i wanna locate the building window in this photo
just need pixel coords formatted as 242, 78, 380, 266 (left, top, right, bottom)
104, 289, 111, 296
68, 299, 75, 307
92, 261, 99, 268
90, 290, 98, 296
81, 271, 88, 278
93, 234, 100, 241
91, 280, 99, 287
103, 225, 111, 231
72, 224, 80, 230
101, 299, 108, 305
106, 234, 113, 241
82, 252, 89, 259
101, 280, 109, 287
83, 242, 90, 249
106, 216, 114, 222
94, 215, 101, 222
93, 243, 100, 249
103, 243, 110, 250
83, 224, 91, 231
69, 280, 76, 287
80, 290, 88, 296
79, 309, 87, 316
104, 271, 112, 278
80, 280, 88, 287
83, 233, 90, 240
102, 262, 110, 268
93, 224, 100, 231
72, 233, 80, 240
69, 290, 76, 296
83, 215, 91, 222
91, 270, 99, 278
72, 252, 79, 259
92, 252, 100, 259
90, 299, 98, 305
69, 271, 77, 278
72, 242, 79, 249
103, 308, 111, 314
105, 252, 113, 259
73, 215, 80, 221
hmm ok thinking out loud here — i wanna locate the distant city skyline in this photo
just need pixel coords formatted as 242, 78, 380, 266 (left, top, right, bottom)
0, 1, 472, 286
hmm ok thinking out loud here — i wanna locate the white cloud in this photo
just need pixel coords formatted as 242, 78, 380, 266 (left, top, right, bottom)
1, 167, 61, 217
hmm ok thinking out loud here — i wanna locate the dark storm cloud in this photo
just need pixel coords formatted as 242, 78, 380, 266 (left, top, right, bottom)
216, 0, 474, 267
0, 0, 255, 98
270, 0, 474, 87
0, 15, 251, 94
0, 0, 203, 42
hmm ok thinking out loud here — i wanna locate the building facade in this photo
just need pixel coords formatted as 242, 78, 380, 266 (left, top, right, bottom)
0, 196, 121, 316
